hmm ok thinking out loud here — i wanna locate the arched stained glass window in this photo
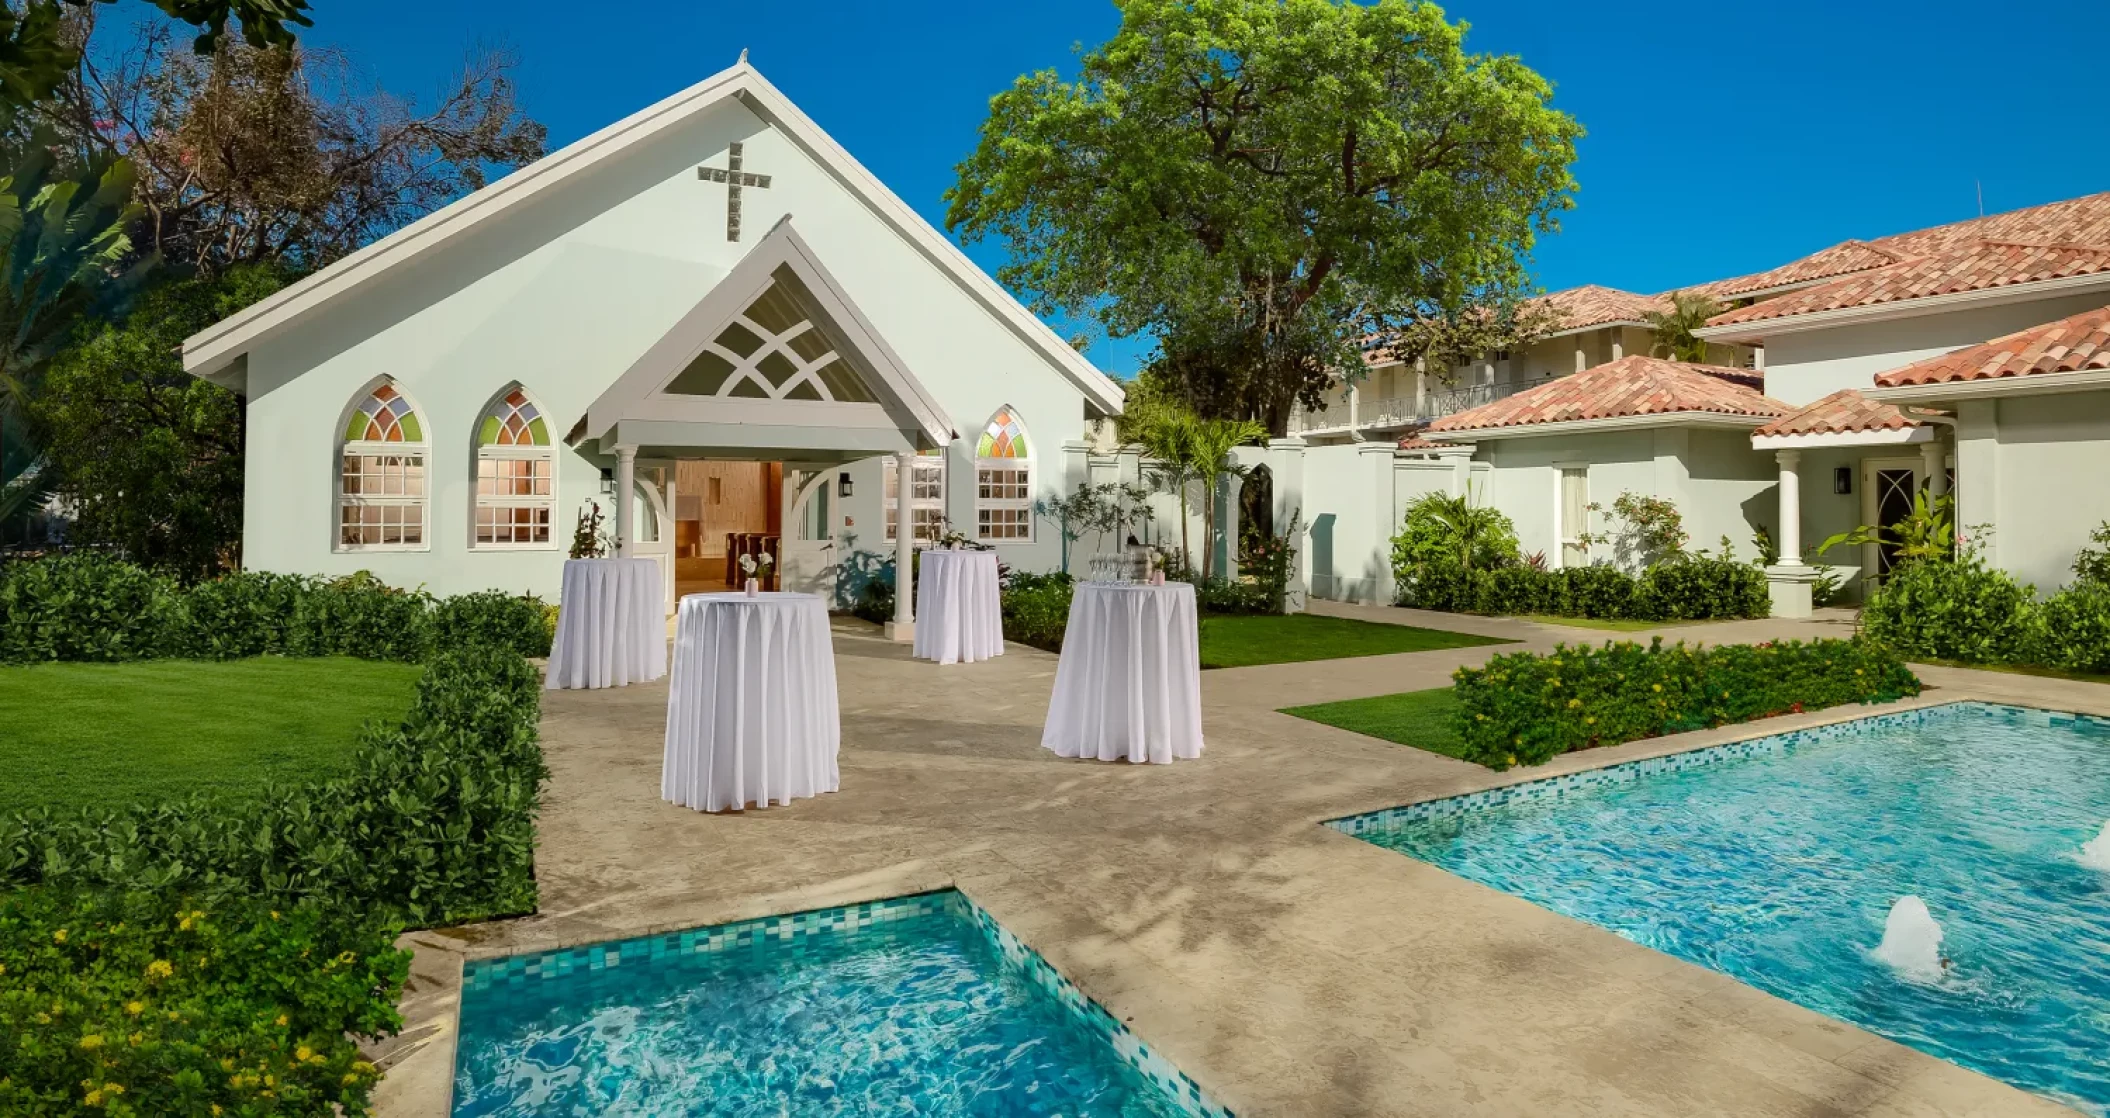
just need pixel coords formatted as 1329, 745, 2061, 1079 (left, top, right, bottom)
474, 385, 555, 547
338, 380, 427, 550
974, 407, 1032, 541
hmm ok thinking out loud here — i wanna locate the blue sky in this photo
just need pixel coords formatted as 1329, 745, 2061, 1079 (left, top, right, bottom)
302, 0, 2107, 375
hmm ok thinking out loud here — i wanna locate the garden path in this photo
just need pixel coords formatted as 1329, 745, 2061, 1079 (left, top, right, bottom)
376, 608, 2093, 1118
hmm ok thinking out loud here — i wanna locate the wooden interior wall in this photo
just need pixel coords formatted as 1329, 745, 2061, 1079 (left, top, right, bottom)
673, 461, 779, 558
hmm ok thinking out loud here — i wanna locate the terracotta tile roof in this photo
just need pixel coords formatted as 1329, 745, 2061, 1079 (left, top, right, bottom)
1752, 389, 1926, 438
1709, 239, 2110, 328
1872, 303, 2110, 387
1686, 240, 1915, 300
1424, 355, 1786, 434
1534, 284, 1668, 331
1396, 432, 1446, 450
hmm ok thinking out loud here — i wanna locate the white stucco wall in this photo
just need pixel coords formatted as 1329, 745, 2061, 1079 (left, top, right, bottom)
1756, 291, 2110, 406
239, 93, 1094, 599
1958, 389, 2110, 591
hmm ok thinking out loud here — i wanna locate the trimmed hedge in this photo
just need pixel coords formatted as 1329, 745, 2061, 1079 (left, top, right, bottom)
1860, 555, 2110, 676
1453, 637, 1922, 769
0, 890, 408, 1116
1001, 570, 1073, 653
0, 646, 546, 927
0, 555, 554, 665
1401, 555, 1769, 622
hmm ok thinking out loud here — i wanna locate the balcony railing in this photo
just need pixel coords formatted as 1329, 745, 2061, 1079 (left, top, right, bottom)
1286, 375, 1558, 436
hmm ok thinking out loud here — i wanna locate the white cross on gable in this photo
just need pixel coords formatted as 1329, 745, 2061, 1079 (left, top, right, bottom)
696, 141, 772, 242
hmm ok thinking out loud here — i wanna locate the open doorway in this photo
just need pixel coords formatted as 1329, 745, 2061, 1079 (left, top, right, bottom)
674, 461, 782, 598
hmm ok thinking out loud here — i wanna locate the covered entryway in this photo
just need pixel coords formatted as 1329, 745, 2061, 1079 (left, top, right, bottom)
573, 216, 956, 639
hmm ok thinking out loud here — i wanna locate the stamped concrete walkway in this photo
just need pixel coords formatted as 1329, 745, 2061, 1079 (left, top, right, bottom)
376, 603, 2102, 1117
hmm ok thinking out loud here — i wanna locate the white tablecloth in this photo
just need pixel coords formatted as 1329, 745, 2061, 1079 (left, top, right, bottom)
1041, 582, 1204, 764
545, 558, 666, 690
914, 549, 1004, 664
662, 592, 840, 812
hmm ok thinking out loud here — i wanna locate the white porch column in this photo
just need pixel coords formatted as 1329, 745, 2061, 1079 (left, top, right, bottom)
885, 450, 915, 642
1922, 438, 1948, 498
614, 444, 638, 558
1610, 336, 1625, 361
1764, 448, 1817, 618
1413, 358, 1428, 418
1266, 437, 1308, 613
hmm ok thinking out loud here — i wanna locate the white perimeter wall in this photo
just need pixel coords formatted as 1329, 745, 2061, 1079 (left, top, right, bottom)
1957, 390, 2110, 591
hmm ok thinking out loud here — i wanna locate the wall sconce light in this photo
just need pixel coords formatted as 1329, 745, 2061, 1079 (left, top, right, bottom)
600, 467, 615, 495
838, 471, 853, 498
1833, 466, 1852, 495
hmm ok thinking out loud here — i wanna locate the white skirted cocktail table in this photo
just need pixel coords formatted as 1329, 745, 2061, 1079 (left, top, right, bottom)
545, 557, 666, 690
913, 548, 1004, 664
1040, 581, 1204, 764
661, 591, 841, 812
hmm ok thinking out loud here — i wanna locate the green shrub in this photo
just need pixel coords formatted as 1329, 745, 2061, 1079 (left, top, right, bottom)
0, 647, 547, 927
286, 573, 434, 662
2073, 521, 2110, 587
1478, 564, 1554, 616
1553, 565, 1638, 619
1638, 556, 1769, 620
178, 570, 314, 660
2033, 582, 2110, 675
1860, 554, 2038, 665
1001, 571, 1073, 653
431, 589, 555, 658
0, 553, 178, 663
0, 889, 408, 1117
1453, 637, 1921, 769
1390, 492, 1520, 574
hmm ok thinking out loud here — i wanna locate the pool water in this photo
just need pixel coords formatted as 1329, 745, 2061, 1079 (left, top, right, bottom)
452, 890, 1225, 1117
1333, 702, 2110, 1115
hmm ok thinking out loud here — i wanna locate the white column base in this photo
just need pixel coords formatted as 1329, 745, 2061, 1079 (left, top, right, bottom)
884, 619, 915, 642
1765, 564, 1820, 619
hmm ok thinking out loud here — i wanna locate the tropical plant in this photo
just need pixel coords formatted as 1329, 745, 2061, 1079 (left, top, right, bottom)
1392, 490, 1520, 574
1858, 548, 2038, 665
1132, 404, 1268, 577
0, 143, 148, 484
1033, 481, 1155, 574
946, 0, 1581, 433
0, 1, 314, 114
1644, 290, 1725, 363
1817, 490, 1957, 571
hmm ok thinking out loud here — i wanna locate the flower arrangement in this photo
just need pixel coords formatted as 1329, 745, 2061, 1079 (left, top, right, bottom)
738, 552, 774, 594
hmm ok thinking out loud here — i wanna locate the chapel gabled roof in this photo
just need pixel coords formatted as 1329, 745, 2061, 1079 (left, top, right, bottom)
180, 58, 1124, 413
1424, 355, 1786, 437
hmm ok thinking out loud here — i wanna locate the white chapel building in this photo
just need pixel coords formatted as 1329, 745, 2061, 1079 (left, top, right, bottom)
181, 59, 1123, 620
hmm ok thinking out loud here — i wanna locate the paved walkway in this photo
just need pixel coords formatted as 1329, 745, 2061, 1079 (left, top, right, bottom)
376, 604, 2098, 1117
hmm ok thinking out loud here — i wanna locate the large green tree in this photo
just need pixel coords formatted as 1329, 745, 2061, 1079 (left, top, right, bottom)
31, 264, 281, 575
948, 0, 1581, 433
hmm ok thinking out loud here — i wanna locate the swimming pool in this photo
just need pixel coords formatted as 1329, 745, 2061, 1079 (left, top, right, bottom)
1332, 702, 2110, 1115
452, 890, 1227, 1116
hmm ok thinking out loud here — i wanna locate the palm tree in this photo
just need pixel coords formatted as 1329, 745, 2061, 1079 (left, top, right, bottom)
1644, 291, 1725, 363
1133, 404, 1266, 579
1186, 414, 1267, 579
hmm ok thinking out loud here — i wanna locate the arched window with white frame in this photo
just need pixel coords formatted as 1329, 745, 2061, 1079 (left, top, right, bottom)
974, 406, 1033, 541
338, 379, 428, 550
474, 385, 556, 547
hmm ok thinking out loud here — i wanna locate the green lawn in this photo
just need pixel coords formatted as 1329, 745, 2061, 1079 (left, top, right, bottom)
1197, 613, 1511, 670
0, 657, 424, 813
1519, 614, 1704, 633
1279, 686, 1471, 760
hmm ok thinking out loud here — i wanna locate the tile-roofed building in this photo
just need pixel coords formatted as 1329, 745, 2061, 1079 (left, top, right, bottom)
1708, 240, 2110, 329
1426, 355, 1786, 435
1750, 388, 1931, 444
1533, 284, 1668, 332
1685, 240, 1915, 301
1871, 302, 2110, 388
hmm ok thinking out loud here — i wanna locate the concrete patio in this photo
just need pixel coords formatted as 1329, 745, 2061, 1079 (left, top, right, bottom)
375, 602, 2101, 1117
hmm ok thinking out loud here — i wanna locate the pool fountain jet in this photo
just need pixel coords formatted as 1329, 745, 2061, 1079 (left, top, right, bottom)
1874, 895, 1948, 983
2083, 822, 2110, 872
